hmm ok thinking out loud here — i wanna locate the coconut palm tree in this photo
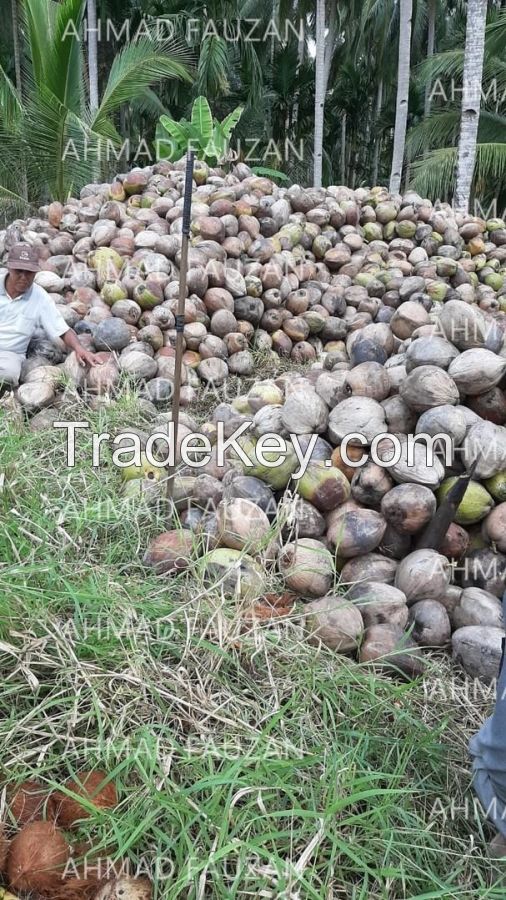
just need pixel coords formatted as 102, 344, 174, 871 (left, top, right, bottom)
408, 6, 506, 210
389, 0, 413, 193
11, 0, 22, 95
454, 0, 488, 213
0, 0, 192, 211
87, 0, 99, 111
313, 0, 326, 188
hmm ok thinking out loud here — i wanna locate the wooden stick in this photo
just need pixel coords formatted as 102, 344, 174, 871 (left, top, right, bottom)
415, 459, 478, 551
166, 150, 195, 518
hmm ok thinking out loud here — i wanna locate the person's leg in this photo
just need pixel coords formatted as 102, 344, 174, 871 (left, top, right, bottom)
469, 591, 506, 846
0, 351, 23, 389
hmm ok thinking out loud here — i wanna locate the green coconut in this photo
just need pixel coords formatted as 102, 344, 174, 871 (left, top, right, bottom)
133, 281, 164, 310
232, 435, 297, 490
202, 548, 266, 601
484, 471, 506, 502
426, 281, 448, 302
438, 478, 494, 525
396, 221, 417, 239
247, 383, 284, 412
100, 280, 128, 306
296, 462, 350, 513
120, 452, 166, 483
88, 247, 124, 279
362, 222, 383, 242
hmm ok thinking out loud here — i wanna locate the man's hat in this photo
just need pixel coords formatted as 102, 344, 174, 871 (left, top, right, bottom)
7, 243, 40, 273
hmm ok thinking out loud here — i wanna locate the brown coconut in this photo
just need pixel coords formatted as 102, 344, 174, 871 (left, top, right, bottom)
7, 821, 71, 893
53, 771, 118, 828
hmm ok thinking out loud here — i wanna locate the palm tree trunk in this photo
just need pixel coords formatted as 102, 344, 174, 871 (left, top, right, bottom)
454, 0, 488, 215
389, 0, 413, 195
372, 78, 383, 186
293, 0, 304, 128
313, 0, 326, 188
87, 0, 99, 111
11, 0, 22, 95
424, 0, 436, 118
341, 112, 347, 184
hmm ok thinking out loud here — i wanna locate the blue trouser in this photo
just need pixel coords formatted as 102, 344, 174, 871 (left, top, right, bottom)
469, 591, 506, 836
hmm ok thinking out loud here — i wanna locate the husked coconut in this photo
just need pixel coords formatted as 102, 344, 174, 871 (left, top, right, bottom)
347, 581, 409, 628
278, 538, 334, 597
216, 498, 270, 551
304, 596, 364, 652
400, 366, 459, 411
327, 507, 386, 557
452, 587, 503, 629
407, 600, 451, 646
452, 626, 505, 682
395, 549, 451, 604
448, 349, 506, 395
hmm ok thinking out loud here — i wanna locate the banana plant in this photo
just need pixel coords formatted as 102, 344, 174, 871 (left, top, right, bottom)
155, 95, 243, 165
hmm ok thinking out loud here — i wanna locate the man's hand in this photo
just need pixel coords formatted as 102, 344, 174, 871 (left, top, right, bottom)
62, 329, 103, 367
74, 346, 102, 368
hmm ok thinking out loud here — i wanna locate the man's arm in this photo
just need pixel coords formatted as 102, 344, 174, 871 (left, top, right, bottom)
62, 329, 101, 367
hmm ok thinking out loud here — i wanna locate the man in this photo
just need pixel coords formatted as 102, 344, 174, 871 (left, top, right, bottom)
469, 591, 506, 859
0, 243, 101, 387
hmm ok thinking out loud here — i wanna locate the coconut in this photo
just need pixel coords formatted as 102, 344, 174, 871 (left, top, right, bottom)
399, 366, 459, 411
222, 475, 276, 519
351, 462, 393, 508
381, 483, 436, 533
376, 436, 445, 488
328, 396, 386, 445
340, 552, 398, 585
347, 581, 408, 628
216, 498, 270, 551
359, 624, 425, 677
142, 531, 194, 574
484, 471, 506, 502
452, 587, 503, 629
7, 821, 71, 893
448, 349, 506, 395
16, 382, 56, 411
278, 538, 334, 597
53, 770, 118, 827
94, 877, 153, 900
405, 336, 459, 372
304, 596, 364, 652
202, 548, 266, 600
415, 405, 467, 446
452, 626, 505, 683
407, 600, 451, 647
328, 507, 386, 557
296, 462, 350, 512
395, 549, 451, 604
438, 478, 494, 525
281, 389, 329, 434
463, 421, 506, 478
8, 780, 54, 825
482, 502, 506, 551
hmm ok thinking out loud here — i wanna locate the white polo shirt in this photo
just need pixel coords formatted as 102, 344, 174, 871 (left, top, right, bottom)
0, 268, 69, 356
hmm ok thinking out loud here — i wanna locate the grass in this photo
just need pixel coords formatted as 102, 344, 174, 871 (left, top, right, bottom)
0, 387, 505, 898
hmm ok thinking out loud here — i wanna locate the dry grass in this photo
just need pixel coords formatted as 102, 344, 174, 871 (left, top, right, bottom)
0, 388, 505, 898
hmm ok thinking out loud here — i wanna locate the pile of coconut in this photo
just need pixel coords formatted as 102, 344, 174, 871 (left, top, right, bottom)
111, 343, 506, 684
2, 158, 506, 414
0, 774, 150, 900
2, 161, 506, 681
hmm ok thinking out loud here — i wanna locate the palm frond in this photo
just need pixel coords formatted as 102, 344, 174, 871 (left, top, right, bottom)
197, 35, 230, 97
0, 62, 22, 126
94, 38, 194, 127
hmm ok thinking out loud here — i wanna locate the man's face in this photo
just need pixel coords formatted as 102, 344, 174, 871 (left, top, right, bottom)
6, 267, 36, 296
